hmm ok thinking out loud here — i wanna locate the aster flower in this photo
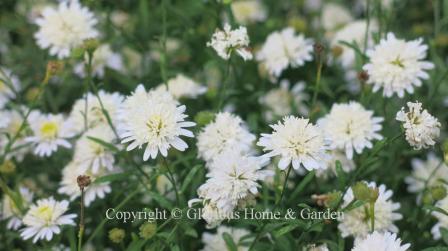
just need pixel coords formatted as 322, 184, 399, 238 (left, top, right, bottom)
0, 109, 31, 161
191, 151, 272, 227
34, 0, 99, 59
119, 85, 195, 160
258, 80, 309, 121
431, 195, 448, 240
352, 231, 410, 251
69, 91, 124, 133
0, 68, 21, 109
258, 116, 330, 171
74, 44, 123, 77
26, 112, 74, 157
320, 3, 353, 33
338, 182, 402, 240
405, 153, 448, 195
363, 33, 434, 98
20, 197, 76, 243
1, 187, 34, 230
396, 101, 441, 150
257, 28, 313, 79
58, 161, 112, 206
230, 0, 267, 25
197, 112, 256, 164
157, 74, 207, 99
317, 101, 383, 159
207, 23, 252, 61
201, 226, 252, 251
73, 125, 117, 173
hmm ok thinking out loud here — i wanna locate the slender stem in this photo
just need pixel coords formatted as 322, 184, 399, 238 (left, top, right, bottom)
369, 202, 375, 232
311, 60, 323, 111
162, 158, 180, 206
434, 0, 441, 37
77, 188, 85, 251
216, 59, 232, 111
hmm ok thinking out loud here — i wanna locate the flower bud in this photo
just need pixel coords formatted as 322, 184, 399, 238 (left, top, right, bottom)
443, 140, 448, 164
431, 186, 447, 201
422, 190, 434, 205
139, 222, 157, 239
108, 228, 125, 243
352, 182, 371, 202
0, 160, 16, 174
194, 111, 215, 127
83, 38, 99, 55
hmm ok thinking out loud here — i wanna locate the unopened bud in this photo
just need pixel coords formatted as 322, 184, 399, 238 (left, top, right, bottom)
422, 190, 434, 205
77, 175, 91, 190
83, 38, 99, 55
443, 140, 448, 164
139, 222, 157, 239
108, 228, 125, 243
352, 182, 371, 202
0, 160, 16, 174
194, 111, 215, 127
431, 186, 447, 201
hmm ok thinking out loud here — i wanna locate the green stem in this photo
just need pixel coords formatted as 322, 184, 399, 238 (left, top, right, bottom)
162, 158, 180, 206
311, 59, 323, 112
434, 0, 441, 37
369, 202, 375, 232
216, 59, 232, 111
77, 187, 85, 251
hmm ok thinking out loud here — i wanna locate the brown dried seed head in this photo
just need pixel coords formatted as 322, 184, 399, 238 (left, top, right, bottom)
77, 175, 91, 189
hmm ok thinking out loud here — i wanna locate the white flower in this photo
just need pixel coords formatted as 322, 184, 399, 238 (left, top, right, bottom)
207, 23, 252, 61
119, 85, 195, 160
20, 197, 76, 243
259, 80, 309, 121
74, 44, 123, 77
317, 101, 383, 159
431, 195, 448, 240
0, 68, 21, 109
201, 226, 251, 251
396, 101, 441, 150
73, 125, 117, 174
191, 151, 271, 227
26, 112, 74, 157
363, 33, 434, 98
330, 20, 377, 69
157, 74, 207, 99
34, 0, 98, 59
1, 186, 34, 230
197, 112, 255, 164
256, 28, 313, 79
405, 153, 448, 195
338, 182, 402, 240
69, 91, 124, 133
230, 0, 267, 25
321, 3, 353, 32
58, 161, 112, 206
0, 109, 31, 161
315, 150, 356, 179
258, 116, 330, 171
352, 231, 410, 251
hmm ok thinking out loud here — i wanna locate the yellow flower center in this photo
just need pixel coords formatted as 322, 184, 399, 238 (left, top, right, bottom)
146, 115, 165, 136
35, 205, 53, 223
40, 121, 59, 139
390, 56, 404, 68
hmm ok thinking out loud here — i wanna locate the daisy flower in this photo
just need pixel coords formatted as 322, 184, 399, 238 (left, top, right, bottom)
119, 85, 195, 160
352, 231, 410, 251
405, 153, 448, 195
317, 101, 383, 159
73, 125, 117, 173
74, 44, 123, 77
69, 91, 124, 133
431, 195, 448, 240
34, 0, 99, 59
256, 28, 313, 78
338, 182, 402, 240
207, 23, 253, 61
396, 101, 441, 150
0, 67, 21, 109
1, 186, 34, 230
0, 109, 31, 161
258, 80, 309, 121
201, 226, 252, 251
230, 0, 267, 25
26, 112, 74, 157
20, 197, 76, 243
157, 74, 207, 99
58, 161, 112, 206
258, 116, 330, 171
320, 3, 353, 33
197, 112, 256, 164
363, 33, 434, 98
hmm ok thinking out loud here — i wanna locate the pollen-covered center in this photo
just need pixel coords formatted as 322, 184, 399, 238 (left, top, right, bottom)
40, 121, 59, 139
390, 56, 405, 68
35, 205, 54, 224
146, 114, 166, 136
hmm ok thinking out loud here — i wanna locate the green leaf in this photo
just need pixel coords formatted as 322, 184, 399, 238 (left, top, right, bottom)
222, 232, 238, 251
148, 191, 173, 209
273, 224, 299, 238
180, 164, 201, 192
424, 205, 448, 216
87, 136, 119, 152
335, 160, 346, 189
94, 172, 131, 184
288, 171, 315, 203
